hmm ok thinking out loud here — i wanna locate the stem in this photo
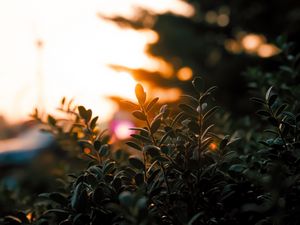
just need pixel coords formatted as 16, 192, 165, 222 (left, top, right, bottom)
198, 95, 203, 158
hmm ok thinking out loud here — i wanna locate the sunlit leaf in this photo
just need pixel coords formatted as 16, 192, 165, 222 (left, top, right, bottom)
132, 110, 147, 121
146, 97, 159, 112
135, 83, 146, 105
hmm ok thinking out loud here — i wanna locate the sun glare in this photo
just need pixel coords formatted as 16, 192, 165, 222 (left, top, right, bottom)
0, 0, 192, 124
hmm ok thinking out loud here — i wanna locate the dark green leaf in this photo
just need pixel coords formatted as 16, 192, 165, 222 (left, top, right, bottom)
229, 164, 246, 173
268, 94, 277, 106
192, 77, 204, 93
135, 173, 145, 186
250, 97, 266, 105
256, 110, 271, 117
179, 103, 198, 117
268, 117, 279, 126
144, 145, 160, 157
203, 106, 219, 120
129, 156, 144, 169
275, 104, 288, 117
126, 141, 142, 151
103, 161, 116, 174
219, 136, 229, 150
119, 191, 133, 207
265, 86, 274, 101
47, 115, 56, 126
99, 144, 110, 157
130, 134, 152, 143
90, 116, 98, 130
150, 118, 161, 133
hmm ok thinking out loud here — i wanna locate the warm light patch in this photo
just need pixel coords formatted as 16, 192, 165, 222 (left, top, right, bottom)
257, 44, 280, 58
150, 87, 181, 102
111, 120, 134, 140
26, 213, 33, 221
217, 14, 229, 27
241, 34, 265, 53
177, 67, 193, 81
84, 148, 91, 154
209, 142, 218, 151
224, 39, 242, 54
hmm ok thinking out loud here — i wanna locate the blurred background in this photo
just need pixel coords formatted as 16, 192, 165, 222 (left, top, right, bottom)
0, 0, 299, 215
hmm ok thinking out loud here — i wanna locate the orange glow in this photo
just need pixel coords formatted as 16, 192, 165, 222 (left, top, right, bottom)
149, 87, 181, 102
224, 39, 242, 54
241, 34, 265, 53
257, 44, 280, 58
84, 148, 91, 154
26, 212, 33, 221
177, 67, 193, 81
0, 0, 191, 124
113, 120, 134, 140
209, 142, 218, 151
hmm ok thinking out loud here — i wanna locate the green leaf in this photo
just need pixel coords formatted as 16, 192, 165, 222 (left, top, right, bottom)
205, 86, 218, 94
90, 116, 98, 130
146, 97, 159, 112
119, 191, 133, 207
201, 124, 214, 140
144, 145, 160, 157
203, 106, 219, 120
275, 104, 288, 117
187, 120, 200, 133
181, 94, 199, 105
47, 115, 56, 126
268, 94, 277, 106
179, 103, 198, 117
171, 111, 185, 127
93, 140, 101, 150
229, 164, 246, 173
135, 83, 146, 105
126, 141, 142, 151
129, 156, 144, 169
49, 192, 68, 206
160, 104, 170, 119
150, 118, 161, 133
135, 173, 145, 186
4, 216, 22, 224
131, 134, 152, 143
99, 144, 110, 157
132, 110, 147, 121
188, 212, 204, 225
268, 117, 279, 126
256, 110, 271, 117
78, 106, 92, 122
71, 183, 88, 212
192, 77, 204, 93
103, 161, 116, 174
265, 86, 274, 101
250, 97, 266, 105
219, 136, 229, 150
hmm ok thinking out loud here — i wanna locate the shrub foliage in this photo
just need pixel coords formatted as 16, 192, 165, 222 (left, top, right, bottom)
1, 49, 300, 225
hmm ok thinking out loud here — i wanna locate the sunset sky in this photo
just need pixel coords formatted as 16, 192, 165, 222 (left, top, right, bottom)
0, 0, 193, 123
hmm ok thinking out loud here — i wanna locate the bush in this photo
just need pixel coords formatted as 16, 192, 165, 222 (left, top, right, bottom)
1, 48, 300, 225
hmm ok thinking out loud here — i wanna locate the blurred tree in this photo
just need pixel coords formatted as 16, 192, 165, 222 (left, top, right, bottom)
102, 0, 300, 115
